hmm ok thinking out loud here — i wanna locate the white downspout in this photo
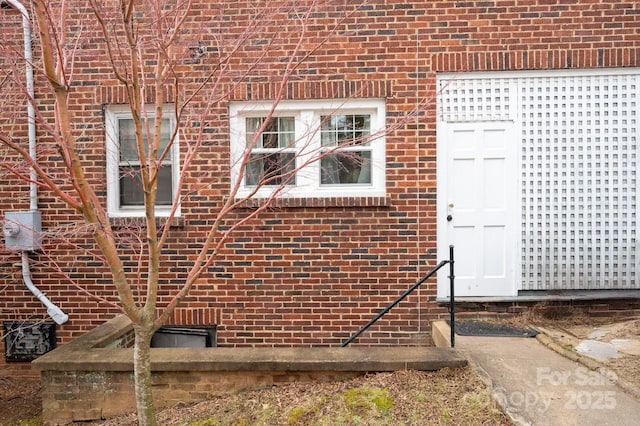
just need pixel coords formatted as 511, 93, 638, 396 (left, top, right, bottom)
5, 0, 69, 325
22, 252, 69, 325
5, 0, 36, 209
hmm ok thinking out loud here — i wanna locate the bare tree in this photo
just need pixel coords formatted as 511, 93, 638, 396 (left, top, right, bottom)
0, 0, 422, 424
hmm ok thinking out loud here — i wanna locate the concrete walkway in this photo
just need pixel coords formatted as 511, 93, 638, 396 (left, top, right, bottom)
433, 321, 640, 426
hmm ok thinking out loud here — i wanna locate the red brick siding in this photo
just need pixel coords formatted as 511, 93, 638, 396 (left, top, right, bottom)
1, 0, 640, 372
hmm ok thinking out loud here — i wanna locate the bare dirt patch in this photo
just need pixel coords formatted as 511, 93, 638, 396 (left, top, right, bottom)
531, 314, 640, 391
0, 375, 41, 425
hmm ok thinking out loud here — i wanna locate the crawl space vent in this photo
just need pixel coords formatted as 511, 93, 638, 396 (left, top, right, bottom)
151, 325, 217, 348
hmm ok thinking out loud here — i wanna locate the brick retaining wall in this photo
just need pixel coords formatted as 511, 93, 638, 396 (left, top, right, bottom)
40, 368, 362, 424
32, 315, 465, 425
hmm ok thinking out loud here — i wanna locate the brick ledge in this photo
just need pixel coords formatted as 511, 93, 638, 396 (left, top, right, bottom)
236, 195, 392, 209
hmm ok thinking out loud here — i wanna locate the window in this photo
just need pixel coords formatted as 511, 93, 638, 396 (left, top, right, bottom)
245, 116, 296, 186
229, 99, 385, 198
105, 105, 180, 217
320, 114, 372, 185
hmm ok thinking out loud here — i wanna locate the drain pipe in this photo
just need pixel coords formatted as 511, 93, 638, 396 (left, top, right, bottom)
4, 0, 36, 209
4, 0, 69, 325
22, 252, 69, 324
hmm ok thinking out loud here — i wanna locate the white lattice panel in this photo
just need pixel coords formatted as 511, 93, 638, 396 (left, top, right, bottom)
521, 74, 639, 290
438, 77, 514, 122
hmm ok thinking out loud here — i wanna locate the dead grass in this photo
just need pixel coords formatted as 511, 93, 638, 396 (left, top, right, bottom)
95, 366, 510, 426
0, 365, 510, 426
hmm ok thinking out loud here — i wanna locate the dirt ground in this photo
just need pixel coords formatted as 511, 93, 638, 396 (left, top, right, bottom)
527, 312, 640, 392
1, 311, 639, 425
0, 374, 41, 425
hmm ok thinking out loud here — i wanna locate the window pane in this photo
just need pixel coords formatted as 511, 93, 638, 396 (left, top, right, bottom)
119, 166, 144, 206
159, 119, 172, 159
321, 128, 336, 146
354, 115, 371, 136
320, 151, 371, 185
119, 119, 138, 161
278, 117, 295, 147
245, 153, 296, 186
156, 166, 173, 205
119, 166, 173, 206
119, 118, 172, 161
245, 117, 295, 148
245, 117, 262, 147
321, 114, 371, 147
262, 118, 279, 148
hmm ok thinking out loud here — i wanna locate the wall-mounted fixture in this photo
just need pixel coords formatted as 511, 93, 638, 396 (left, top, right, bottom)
3, 210, 42, 251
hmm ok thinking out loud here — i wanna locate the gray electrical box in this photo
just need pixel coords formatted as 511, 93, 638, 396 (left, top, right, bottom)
3, 211, 42, 251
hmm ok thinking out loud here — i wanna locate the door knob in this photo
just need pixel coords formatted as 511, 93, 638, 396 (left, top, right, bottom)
446, 215, 453, 222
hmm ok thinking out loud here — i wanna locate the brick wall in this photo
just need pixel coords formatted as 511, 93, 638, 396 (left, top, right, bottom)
2, 0, 640, 373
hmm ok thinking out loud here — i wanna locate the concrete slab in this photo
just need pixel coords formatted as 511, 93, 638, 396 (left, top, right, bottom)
575, 339, 620, 361
433, 321, 640, 426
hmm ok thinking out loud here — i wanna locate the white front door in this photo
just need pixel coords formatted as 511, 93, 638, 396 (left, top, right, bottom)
438, 122, 519, 297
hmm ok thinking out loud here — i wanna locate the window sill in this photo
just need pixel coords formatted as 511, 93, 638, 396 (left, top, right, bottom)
109, 216, 185, 229
235, 195, 391, 209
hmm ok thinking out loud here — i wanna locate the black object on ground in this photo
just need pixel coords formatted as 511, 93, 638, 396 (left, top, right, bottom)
447, 320, 539, 338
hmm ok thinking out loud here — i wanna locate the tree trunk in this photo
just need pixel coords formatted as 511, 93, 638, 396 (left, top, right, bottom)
133, 323, 157, 426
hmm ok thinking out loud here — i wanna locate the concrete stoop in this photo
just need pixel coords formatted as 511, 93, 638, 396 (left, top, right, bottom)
32, 316, 467, 424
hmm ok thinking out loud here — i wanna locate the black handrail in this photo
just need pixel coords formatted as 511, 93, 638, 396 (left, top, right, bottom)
341, 245, 455, 347
448, 244, 455, 348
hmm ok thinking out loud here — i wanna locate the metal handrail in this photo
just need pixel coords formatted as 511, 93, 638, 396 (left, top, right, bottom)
341, 245, 455, 347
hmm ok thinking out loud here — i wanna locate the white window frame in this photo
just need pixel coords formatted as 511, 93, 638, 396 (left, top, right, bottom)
105, 104, 180, 218
229, 98, 386, 199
